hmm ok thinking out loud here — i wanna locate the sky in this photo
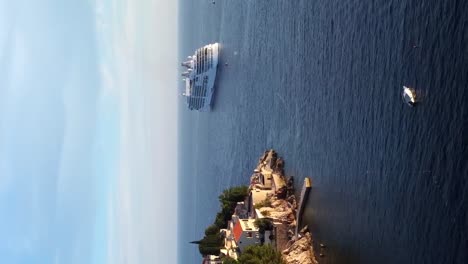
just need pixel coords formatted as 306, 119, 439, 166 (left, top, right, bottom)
0, 0, 178, 263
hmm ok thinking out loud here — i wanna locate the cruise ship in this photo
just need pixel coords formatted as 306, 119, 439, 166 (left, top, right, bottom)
181, 43, 219, 111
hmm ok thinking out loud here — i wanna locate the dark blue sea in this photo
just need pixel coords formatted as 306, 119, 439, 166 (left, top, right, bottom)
177, 1, 468, 263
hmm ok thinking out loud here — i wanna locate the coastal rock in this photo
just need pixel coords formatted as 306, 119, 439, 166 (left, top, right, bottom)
271, 199, 284, 208
289, 219, 296, 228
276, 158, 284, 169
250, 150, 317, 264
282, 233, 318, 264
276, 186, 287, 199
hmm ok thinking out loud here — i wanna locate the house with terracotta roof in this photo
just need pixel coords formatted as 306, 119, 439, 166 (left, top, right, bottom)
232, 218, 261, 252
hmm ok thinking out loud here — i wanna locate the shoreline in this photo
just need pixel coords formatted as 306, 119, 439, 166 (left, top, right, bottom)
249, 150, 318, 264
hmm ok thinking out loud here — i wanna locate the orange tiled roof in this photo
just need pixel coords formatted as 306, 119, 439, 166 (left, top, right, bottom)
233, 221, 243, 242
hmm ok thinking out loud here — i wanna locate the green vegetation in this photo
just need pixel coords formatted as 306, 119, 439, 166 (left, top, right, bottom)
254, 218, 274, 234
192, 186, 249, 256
253, 198, 272, 209
214, 185, 249, 229
222, 257, 239, 264
205, 224, 220, 236
237, 245, 285, 264
190, 232, 224, 255
259, 210, 270, 217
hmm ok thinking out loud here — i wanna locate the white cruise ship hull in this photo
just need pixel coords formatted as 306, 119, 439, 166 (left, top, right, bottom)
181, 43, 220, 112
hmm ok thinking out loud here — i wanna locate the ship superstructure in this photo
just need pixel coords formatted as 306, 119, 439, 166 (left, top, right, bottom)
181, 43, 219, 111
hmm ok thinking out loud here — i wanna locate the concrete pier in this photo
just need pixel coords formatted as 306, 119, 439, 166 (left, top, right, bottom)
295, 177, 312, 238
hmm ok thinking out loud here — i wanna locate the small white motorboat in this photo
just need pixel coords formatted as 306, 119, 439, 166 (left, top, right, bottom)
402, 86, 418, 107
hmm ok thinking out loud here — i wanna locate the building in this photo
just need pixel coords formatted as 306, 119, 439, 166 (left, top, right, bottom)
248, 189, 273, 218
232, 219, 261, 252
202, 255, 223, 264
219, 224, 239, 260
234, 201, 249, 219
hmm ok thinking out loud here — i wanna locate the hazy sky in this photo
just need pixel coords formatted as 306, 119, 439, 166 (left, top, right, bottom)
0, 0, 178, 263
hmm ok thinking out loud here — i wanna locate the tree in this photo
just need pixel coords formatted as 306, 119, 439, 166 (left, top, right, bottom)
218, 186, 249, 207
237, 245, 285, 264
254, 218, 273, 234
214, 185, 249, 229
195, 185, 250, 257
205, 224, 220, 236
190, 233, 224, 256
198, 244, 222, 256
222, 257, 239, 264
214, 212, 227, 229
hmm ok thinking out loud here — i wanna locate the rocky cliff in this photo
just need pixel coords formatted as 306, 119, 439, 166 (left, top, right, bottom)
251, 150, 318, 264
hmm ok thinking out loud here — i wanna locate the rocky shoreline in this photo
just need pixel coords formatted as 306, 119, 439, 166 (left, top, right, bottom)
249, 150, 318, 264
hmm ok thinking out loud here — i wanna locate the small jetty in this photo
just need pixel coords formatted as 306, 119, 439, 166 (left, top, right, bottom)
295, 177, 312, 238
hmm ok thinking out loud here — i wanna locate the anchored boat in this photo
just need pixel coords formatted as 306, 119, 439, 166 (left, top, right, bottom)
402, 86, 418, 107
181, 43, 220, 111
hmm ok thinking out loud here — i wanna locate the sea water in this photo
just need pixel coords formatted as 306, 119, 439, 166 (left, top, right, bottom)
178, 1, 468, 263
